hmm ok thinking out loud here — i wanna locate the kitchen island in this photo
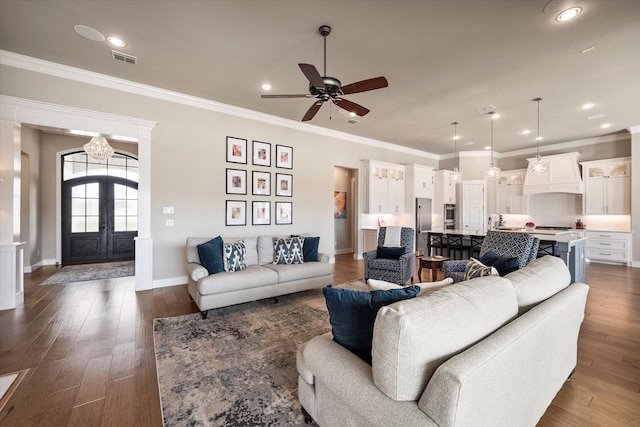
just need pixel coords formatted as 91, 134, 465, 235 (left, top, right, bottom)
425, 229, 586, 283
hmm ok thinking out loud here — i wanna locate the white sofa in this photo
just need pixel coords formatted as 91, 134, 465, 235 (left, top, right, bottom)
186, 236, 333, 318
297, 255, 589, 427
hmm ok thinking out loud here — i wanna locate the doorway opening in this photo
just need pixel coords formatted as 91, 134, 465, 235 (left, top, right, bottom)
61, 151, 138, 265
334, 166, 358, 257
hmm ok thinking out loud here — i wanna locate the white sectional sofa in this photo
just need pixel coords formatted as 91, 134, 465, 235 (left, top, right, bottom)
297, 255, 589, 427
186, 236, 333, 318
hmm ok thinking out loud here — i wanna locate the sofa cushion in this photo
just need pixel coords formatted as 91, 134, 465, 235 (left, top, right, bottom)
257, 235, 289, 264
372, 276, 518, 401
303, 236, 320, 262
197, 236, 224, 275
263, 261, 333, 283
196, 265, 278, 296
479, 251, 520, 276
323, 286, 420, 364
223, 241, 247, 272
376, 246, 405, 259
273, 237, 304, 264
464, 258, 499, 280
505, 255, 571, 314
367, 278, 454, 297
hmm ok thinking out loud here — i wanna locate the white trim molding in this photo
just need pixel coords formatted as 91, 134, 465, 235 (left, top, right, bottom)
0, 94, 157, 291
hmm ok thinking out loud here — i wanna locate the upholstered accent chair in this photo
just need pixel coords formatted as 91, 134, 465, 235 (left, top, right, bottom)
363, 227, 415, 285
443, 231, 540, 283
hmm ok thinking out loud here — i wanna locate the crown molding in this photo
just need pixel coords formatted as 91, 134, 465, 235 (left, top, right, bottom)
0, 50, 438, 161
628, 125, 640, 134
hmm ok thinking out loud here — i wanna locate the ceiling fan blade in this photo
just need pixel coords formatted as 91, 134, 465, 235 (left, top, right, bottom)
299, 63, 326, 89
332, 98, 370, 116
339, 77, 388, 95
302, 101, 323, 121
261, 94, 314, 99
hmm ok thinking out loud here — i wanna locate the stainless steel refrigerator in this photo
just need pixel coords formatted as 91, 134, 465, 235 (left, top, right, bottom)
415, 198, 432, 256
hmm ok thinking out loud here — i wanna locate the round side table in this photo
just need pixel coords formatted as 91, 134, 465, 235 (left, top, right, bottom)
418, 256, 451, 282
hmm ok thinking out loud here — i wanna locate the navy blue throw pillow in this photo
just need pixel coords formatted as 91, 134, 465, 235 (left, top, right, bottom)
197, 236, 224, 275
303, 236, 320, 262
376, 246, 405, 259
323, 285, 420, 364
479, 251, 520, 276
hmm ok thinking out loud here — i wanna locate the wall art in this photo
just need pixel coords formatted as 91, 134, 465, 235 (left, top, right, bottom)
226, 136, 247, 164
275, 201, 292, 225
226, 200, 246, 226
276, 144, 293, 169
252, 201, 271, 225
226, 168, 247, 195
252, 171, 271, 196
252, 140, 271, 167
275, 173, 293, 197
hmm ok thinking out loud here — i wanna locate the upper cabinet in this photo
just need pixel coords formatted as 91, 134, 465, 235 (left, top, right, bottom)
412, 165, 435, 200
362, 160, 405, 214
434, 170, 457, 205
580, 157, 631, 215
496, 169, 527, 214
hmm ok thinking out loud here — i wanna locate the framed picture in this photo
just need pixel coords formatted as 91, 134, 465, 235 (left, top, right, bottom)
275, 173, 293, 197
334, 191, 347, 219
275, 202, 292, 225
226, 168, 247, 194
276, 144, 293, 169
226, 136, 247, 164
252, 140, 271, 167
252, 171, 271, 196
252, 201, 271, 225
226, 200, 246, 226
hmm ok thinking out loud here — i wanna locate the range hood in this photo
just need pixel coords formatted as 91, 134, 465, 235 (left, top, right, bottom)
523, 152, 584, 195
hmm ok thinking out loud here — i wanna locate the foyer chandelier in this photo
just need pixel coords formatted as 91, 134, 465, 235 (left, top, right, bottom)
83, 136, 114, 161
451, 121, 462, 183
485, 112, 501, 179
528, 97, 548, 176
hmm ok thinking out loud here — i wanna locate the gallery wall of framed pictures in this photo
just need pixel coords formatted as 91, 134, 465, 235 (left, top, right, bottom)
225, 135, 294, 226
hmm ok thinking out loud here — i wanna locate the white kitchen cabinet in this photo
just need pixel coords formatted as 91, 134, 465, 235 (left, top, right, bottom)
362, 160, 405, 214
413, 165, 434, 199
585, 230, 632, 265
581, 158, 631, 215
435, 170, 457, 205
496, 169, 527, 214
362, 229, 378, 253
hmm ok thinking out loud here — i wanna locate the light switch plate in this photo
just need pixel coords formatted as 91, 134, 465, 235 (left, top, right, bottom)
166, 219, 174, 227
163, 207, 174, 214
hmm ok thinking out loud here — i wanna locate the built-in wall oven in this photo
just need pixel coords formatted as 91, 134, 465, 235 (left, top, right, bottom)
444, 204, 455, 230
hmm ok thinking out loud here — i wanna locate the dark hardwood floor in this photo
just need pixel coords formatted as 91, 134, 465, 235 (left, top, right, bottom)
0, 255, 638, 426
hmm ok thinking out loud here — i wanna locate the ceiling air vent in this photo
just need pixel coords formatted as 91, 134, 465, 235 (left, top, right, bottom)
347, 119, 359, 124
112, 50, 137, 65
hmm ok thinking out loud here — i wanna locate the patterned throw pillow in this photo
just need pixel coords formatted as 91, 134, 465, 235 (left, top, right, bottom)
223, 241, 247, 272
273, 237, 304, 265
464, 257, 499, 281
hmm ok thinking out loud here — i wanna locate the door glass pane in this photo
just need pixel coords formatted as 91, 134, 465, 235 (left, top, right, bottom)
127, 200, 138, 216
86, 182, 100, 198
127, 187, 138, 199
86, 216, 99, 232
126, 168, 139, 181
71, 217, 85, 233
86, 198, 99, 216
109, 165, 127, 178
88, 162, 108, 176
109, 155, 127, 166
114, 217, 126, 232
70, 183, 100, 233
127, 217, 138, 231
113, 183, 138, 232
114, 199, 127, 216
71, 185, 85, 198
71, 198, 85, 215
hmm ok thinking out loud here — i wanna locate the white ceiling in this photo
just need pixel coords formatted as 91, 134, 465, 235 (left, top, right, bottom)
1, 0, 639, 156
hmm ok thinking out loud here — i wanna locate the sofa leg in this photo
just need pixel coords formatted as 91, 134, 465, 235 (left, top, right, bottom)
200, 310, 208, 319
274, 297, 279, 304
301, 407, 313, 424
567, 367, 576, 381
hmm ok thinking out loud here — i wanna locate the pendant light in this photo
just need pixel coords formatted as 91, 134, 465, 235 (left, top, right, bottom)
83, 136, 114, 161
451, 121, 462, 183
485, 112, 501, 179
528, 97, 548, 175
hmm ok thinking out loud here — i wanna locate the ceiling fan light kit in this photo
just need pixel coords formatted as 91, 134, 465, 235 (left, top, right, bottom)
261, 25, 388, 122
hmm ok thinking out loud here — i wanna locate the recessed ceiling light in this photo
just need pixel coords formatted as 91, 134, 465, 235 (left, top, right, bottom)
580, 46, 595, 54
349, 111, 357, 117
453, 135, 460, 140
521, 129, 531, 135
107, 36, 126, 47
484, 145, 491, 150
535, 136, 543, 141
586, 113, 605, 120
261, 83, 273, 91
600, 123, 611, 129
463, 141, 474, 146
556, 7, 582, 22
74, 24, 105, 42
581, 103, 594, 110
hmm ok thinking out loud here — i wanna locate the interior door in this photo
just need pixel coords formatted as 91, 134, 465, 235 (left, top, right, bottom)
462, 181, 486, 234
62, 176, 137, 264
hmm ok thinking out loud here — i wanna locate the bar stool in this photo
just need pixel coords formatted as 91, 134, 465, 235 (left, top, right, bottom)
470, 235, 484, 259
427, 232, 447, 256
447, 234, 471, 260
537, 240, 557, 257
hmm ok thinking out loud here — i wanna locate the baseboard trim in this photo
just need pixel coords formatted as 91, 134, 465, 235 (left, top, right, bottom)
153, 275, 187, 289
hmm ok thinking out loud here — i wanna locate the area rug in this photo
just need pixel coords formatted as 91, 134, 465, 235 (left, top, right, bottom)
153, 283, 362, 427
39, 260, 135, 285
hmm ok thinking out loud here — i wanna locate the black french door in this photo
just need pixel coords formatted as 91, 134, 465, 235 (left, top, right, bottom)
62, 175, 138, 264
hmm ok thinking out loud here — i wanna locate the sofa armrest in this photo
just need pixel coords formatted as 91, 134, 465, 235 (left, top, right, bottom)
186, 262, 208, 282
301, 335, 436, 427
317, 252, 330, 263
362, 250, 378, 262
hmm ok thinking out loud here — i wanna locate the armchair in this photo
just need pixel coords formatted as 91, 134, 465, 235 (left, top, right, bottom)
363, 227, 415, 285
443, 231, 540, 282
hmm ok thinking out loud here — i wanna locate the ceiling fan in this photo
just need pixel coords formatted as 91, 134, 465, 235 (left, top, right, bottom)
261, 25, 388, 122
